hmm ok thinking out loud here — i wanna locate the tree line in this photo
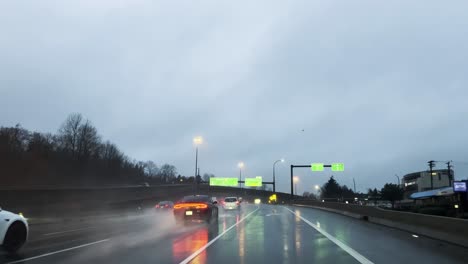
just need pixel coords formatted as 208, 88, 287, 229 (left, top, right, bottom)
304, 176, 404, 209
0, 113, 186, 187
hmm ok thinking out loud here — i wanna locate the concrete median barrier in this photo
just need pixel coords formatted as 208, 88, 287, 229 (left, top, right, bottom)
293, 200, 468, 248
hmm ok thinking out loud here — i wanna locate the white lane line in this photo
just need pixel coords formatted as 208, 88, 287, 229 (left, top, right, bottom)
284, 207, 374, 264
43, 227, 96, 236
179, 207, 259, 264
6, 239, 110, 264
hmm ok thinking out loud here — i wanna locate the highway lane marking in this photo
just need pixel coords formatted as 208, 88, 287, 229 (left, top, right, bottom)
265, 213, 282, 216
5, 239, 110, 264
178, 206, 259, 264
284, 207, 374, 264
42, 227, 96, 236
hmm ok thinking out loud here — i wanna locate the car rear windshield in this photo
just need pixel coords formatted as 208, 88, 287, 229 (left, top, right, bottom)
224, 198, 237, 202
181, 196, 210, 202
159, 201, 171, 205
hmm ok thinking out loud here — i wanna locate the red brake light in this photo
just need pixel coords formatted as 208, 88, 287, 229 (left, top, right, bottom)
165, 204, 169, 208
155, 205, 160, 208
174, 203, 208, 209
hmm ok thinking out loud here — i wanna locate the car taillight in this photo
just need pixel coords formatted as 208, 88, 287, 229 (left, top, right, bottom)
165, 204, 169, 208
236, 201, 239, 205
174, 203, 208, 209
155, 205, 160, 208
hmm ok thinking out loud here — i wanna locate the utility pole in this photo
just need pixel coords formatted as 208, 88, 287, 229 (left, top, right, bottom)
428, 160, 435, 190
446, 161, 453, 186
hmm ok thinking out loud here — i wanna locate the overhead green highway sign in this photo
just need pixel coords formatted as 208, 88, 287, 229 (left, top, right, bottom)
209, 177, 238, 187
311, 163, 324, 171
245, 176, 262, 187
331, 163, 345, 171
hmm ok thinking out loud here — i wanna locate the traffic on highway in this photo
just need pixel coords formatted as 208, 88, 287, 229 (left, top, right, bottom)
1, 197, 468, 264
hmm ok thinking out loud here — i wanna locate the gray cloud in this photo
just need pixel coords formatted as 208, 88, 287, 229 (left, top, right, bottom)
1, 0, 468, 193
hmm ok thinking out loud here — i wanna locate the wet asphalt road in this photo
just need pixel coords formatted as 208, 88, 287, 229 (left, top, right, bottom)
1, 204, 468, 264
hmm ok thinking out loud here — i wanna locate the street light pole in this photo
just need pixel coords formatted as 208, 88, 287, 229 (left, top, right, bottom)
395, 174, 400, 186
194, 146, 198, 188
353, 178, 356, 193
193, 137, 203, 189
238, 162, 244, 189
273, 159, 284, 193
239, 168, 242, 189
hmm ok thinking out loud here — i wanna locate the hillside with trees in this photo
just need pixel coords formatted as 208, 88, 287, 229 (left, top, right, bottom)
0, 113, 180, 187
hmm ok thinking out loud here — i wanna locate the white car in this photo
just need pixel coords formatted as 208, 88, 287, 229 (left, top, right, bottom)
0, 208, 28, 253
223, 197, 240, 210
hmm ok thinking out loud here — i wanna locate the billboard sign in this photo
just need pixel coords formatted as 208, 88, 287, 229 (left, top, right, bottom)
331, 163, 345, 171
453, 181, 467, 192
209, 177, 238, 187
245, 176, 262, 187
311, 163, 324, 171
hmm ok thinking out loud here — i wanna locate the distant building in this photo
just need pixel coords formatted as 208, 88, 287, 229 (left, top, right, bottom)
402, 169, 454, 200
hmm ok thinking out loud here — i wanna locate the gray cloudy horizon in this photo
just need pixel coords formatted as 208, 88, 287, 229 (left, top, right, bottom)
1, 0, 468, 193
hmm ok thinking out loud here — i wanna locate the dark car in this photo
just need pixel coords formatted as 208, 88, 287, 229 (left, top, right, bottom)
155, 201, 174, 211
173, 195, 218, 224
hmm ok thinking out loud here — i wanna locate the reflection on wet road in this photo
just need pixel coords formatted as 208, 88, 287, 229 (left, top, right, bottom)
2, 204, 468, 264
172, 227, 209, 263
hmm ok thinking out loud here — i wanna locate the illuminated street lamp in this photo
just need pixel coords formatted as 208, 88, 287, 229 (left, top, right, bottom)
238, 162, 245, 189
193, 136, 203, 187
273, 159, 285, 192
315, 185, 321, 193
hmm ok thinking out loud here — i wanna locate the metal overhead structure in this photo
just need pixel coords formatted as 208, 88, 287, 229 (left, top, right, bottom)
290, 163, 344, 199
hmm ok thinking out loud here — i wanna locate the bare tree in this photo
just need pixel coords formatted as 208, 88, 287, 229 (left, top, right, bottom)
58, 113, 83, 157
1, 114, 161, 186
145, 161, 159, 177
77, 119, 100, 159
101, 141, 122, 162
158, 164, 177, 183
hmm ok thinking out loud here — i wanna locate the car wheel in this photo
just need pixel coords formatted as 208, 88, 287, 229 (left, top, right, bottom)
3, 222, 27, 254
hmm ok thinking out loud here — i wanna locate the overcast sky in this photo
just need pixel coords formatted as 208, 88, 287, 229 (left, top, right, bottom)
1, 0, 468, 193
